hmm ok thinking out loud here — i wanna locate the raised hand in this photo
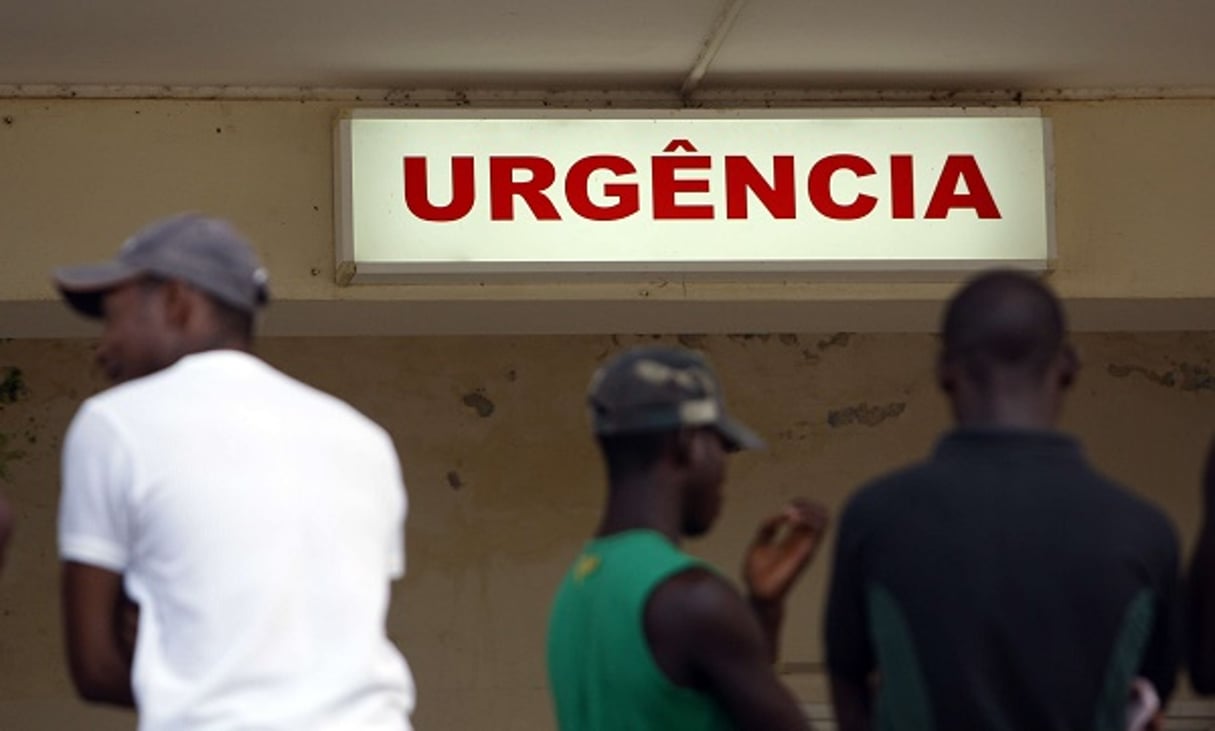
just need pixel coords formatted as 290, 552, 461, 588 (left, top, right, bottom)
744, 499, 830, 603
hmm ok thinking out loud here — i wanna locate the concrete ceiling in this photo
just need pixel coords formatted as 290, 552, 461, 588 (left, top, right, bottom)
1, 0, 1213, 94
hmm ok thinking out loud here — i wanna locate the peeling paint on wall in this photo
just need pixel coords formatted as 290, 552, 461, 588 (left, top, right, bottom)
817, 333, 853, 351
0, 433, 26, 482
826, 402, 907, 428
0, 367, 27, 405
677, 334, 707, 349
775, 419, 814, 442
461, 390, 496, 418
728, 333, 772, 345
1107, 362, 1215, 392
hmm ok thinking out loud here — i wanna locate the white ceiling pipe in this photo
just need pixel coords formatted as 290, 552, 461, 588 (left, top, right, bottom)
680, 0, 751, 101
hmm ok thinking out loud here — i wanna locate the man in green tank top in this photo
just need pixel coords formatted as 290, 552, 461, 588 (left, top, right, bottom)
547, 345, 829, 730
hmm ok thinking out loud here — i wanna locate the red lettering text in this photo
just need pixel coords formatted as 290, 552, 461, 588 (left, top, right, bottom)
808, 154, 878, 220
890, 155, 915, 219
400, 149, 1003, 224
489, 156, 561, 221
924, 155, 1001, 219
653, 141, 713, 220
725, 156, 795, 219
565, 156, 639, 221
403, 156, 475, 222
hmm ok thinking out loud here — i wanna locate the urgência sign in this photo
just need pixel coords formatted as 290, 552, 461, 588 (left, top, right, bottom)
334, 109, 1052, 282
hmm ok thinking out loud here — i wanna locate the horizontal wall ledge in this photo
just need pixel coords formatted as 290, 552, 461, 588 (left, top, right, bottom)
4, 296, 1214, 338
2, 85, 1213, 103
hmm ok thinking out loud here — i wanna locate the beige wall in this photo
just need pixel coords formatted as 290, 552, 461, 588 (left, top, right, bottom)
1, 98, 1215, 336
2, 93, 1214, 727
1, 332, 1212, 729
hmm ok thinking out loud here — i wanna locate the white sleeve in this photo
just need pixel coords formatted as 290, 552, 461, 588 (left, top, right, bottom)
58, 402, 134, 572
386, 441, 407, 581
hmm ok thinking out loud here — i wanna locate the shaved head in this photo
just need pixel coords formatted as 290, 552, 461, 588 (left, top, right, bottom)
942, 270, 1067, 386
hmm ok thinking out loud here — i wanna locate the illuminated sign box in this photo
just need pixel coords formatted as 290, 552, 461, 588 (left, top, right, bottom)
334, 109, 1053, 282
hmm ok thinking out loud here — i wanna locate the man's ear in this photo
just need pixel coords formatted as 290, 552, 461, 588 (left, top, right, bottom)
936, 353, 958, 395
1058, 343, 1080, 390
160, 279, 194, 330
672, 428, 696, 467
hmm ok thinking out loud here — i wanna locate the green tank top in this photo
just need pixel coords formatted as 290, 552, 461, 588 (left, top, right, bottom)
547, 530, 734, 731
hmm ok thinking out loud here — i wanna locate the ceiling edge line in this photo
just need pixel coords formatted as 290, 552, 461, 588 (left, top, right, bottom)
0, 85, 1212, 104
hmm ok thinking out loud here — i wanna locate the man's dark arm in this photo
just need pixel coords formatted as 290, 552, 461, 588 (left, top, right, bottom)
748, 596, 786, 664
61, 561, 136, 706
1189, 439, 1215, 693
1135, 508, 1184, 705
647, 568, 812, 730
743, 500, 830, 663
830, 675, 873, 731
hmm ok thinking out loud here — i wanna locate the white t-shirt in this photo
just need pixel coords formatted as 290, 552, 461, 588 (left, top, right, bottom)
59, 350, 415, 731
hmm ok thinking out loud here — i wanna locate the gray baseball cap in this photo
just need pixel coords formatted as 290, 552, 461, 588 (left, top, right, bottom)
588, 345, 764, 451
53, 213, 270, 318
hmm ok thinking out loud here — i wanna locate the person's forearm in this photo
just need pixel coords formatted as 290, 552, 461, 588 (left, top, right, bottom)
62, 563, 137, 708
748, 595, 784, 664
68, 647, 135, 707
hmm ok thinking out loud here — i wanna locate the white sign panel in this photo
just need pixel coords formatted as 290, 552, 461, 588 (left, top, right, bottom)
335, 110, 1052, 282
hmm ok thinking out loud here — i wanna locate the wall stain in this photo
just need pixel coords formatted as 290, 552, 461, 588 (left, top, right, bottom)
677, 334, 707, 349
779, 334, 800, 347
1107, 362, 1215, 392
817, 332, 853, 351
505, 369, 518, 383
827, 402, 907, 428
800, 350, 822, 364
0, 433, 26, 482
461, 390, 496, 418
1176, 363, 1215, 391
446, 471, 464, 490
728, 333, 772, 345
0, 367, 27, 404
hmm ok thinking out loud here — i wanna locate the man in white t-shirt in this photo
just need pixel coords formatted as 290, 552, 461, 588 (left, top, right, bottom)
54, 213, 415, 730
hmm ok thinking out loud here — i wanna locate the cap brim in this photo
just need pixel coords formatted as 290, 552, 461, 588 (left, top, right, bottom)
52, 261, 142, 318
714, 414, 766, 452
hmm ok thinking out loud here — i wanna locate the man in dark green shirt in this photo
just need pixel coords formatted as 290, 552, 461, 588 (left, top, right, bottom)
825, 271, 1182, 731
548, 345, 829, 731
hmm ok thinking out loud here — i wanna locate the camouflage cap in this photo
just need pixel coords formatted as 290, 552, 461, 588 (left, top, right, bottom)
588, 345, 764, 452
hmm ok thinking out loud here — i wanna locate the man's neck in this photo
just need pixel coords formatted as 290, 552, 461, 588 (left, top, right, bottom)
596, 474, 682, 544
954, 392, 1057, 430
